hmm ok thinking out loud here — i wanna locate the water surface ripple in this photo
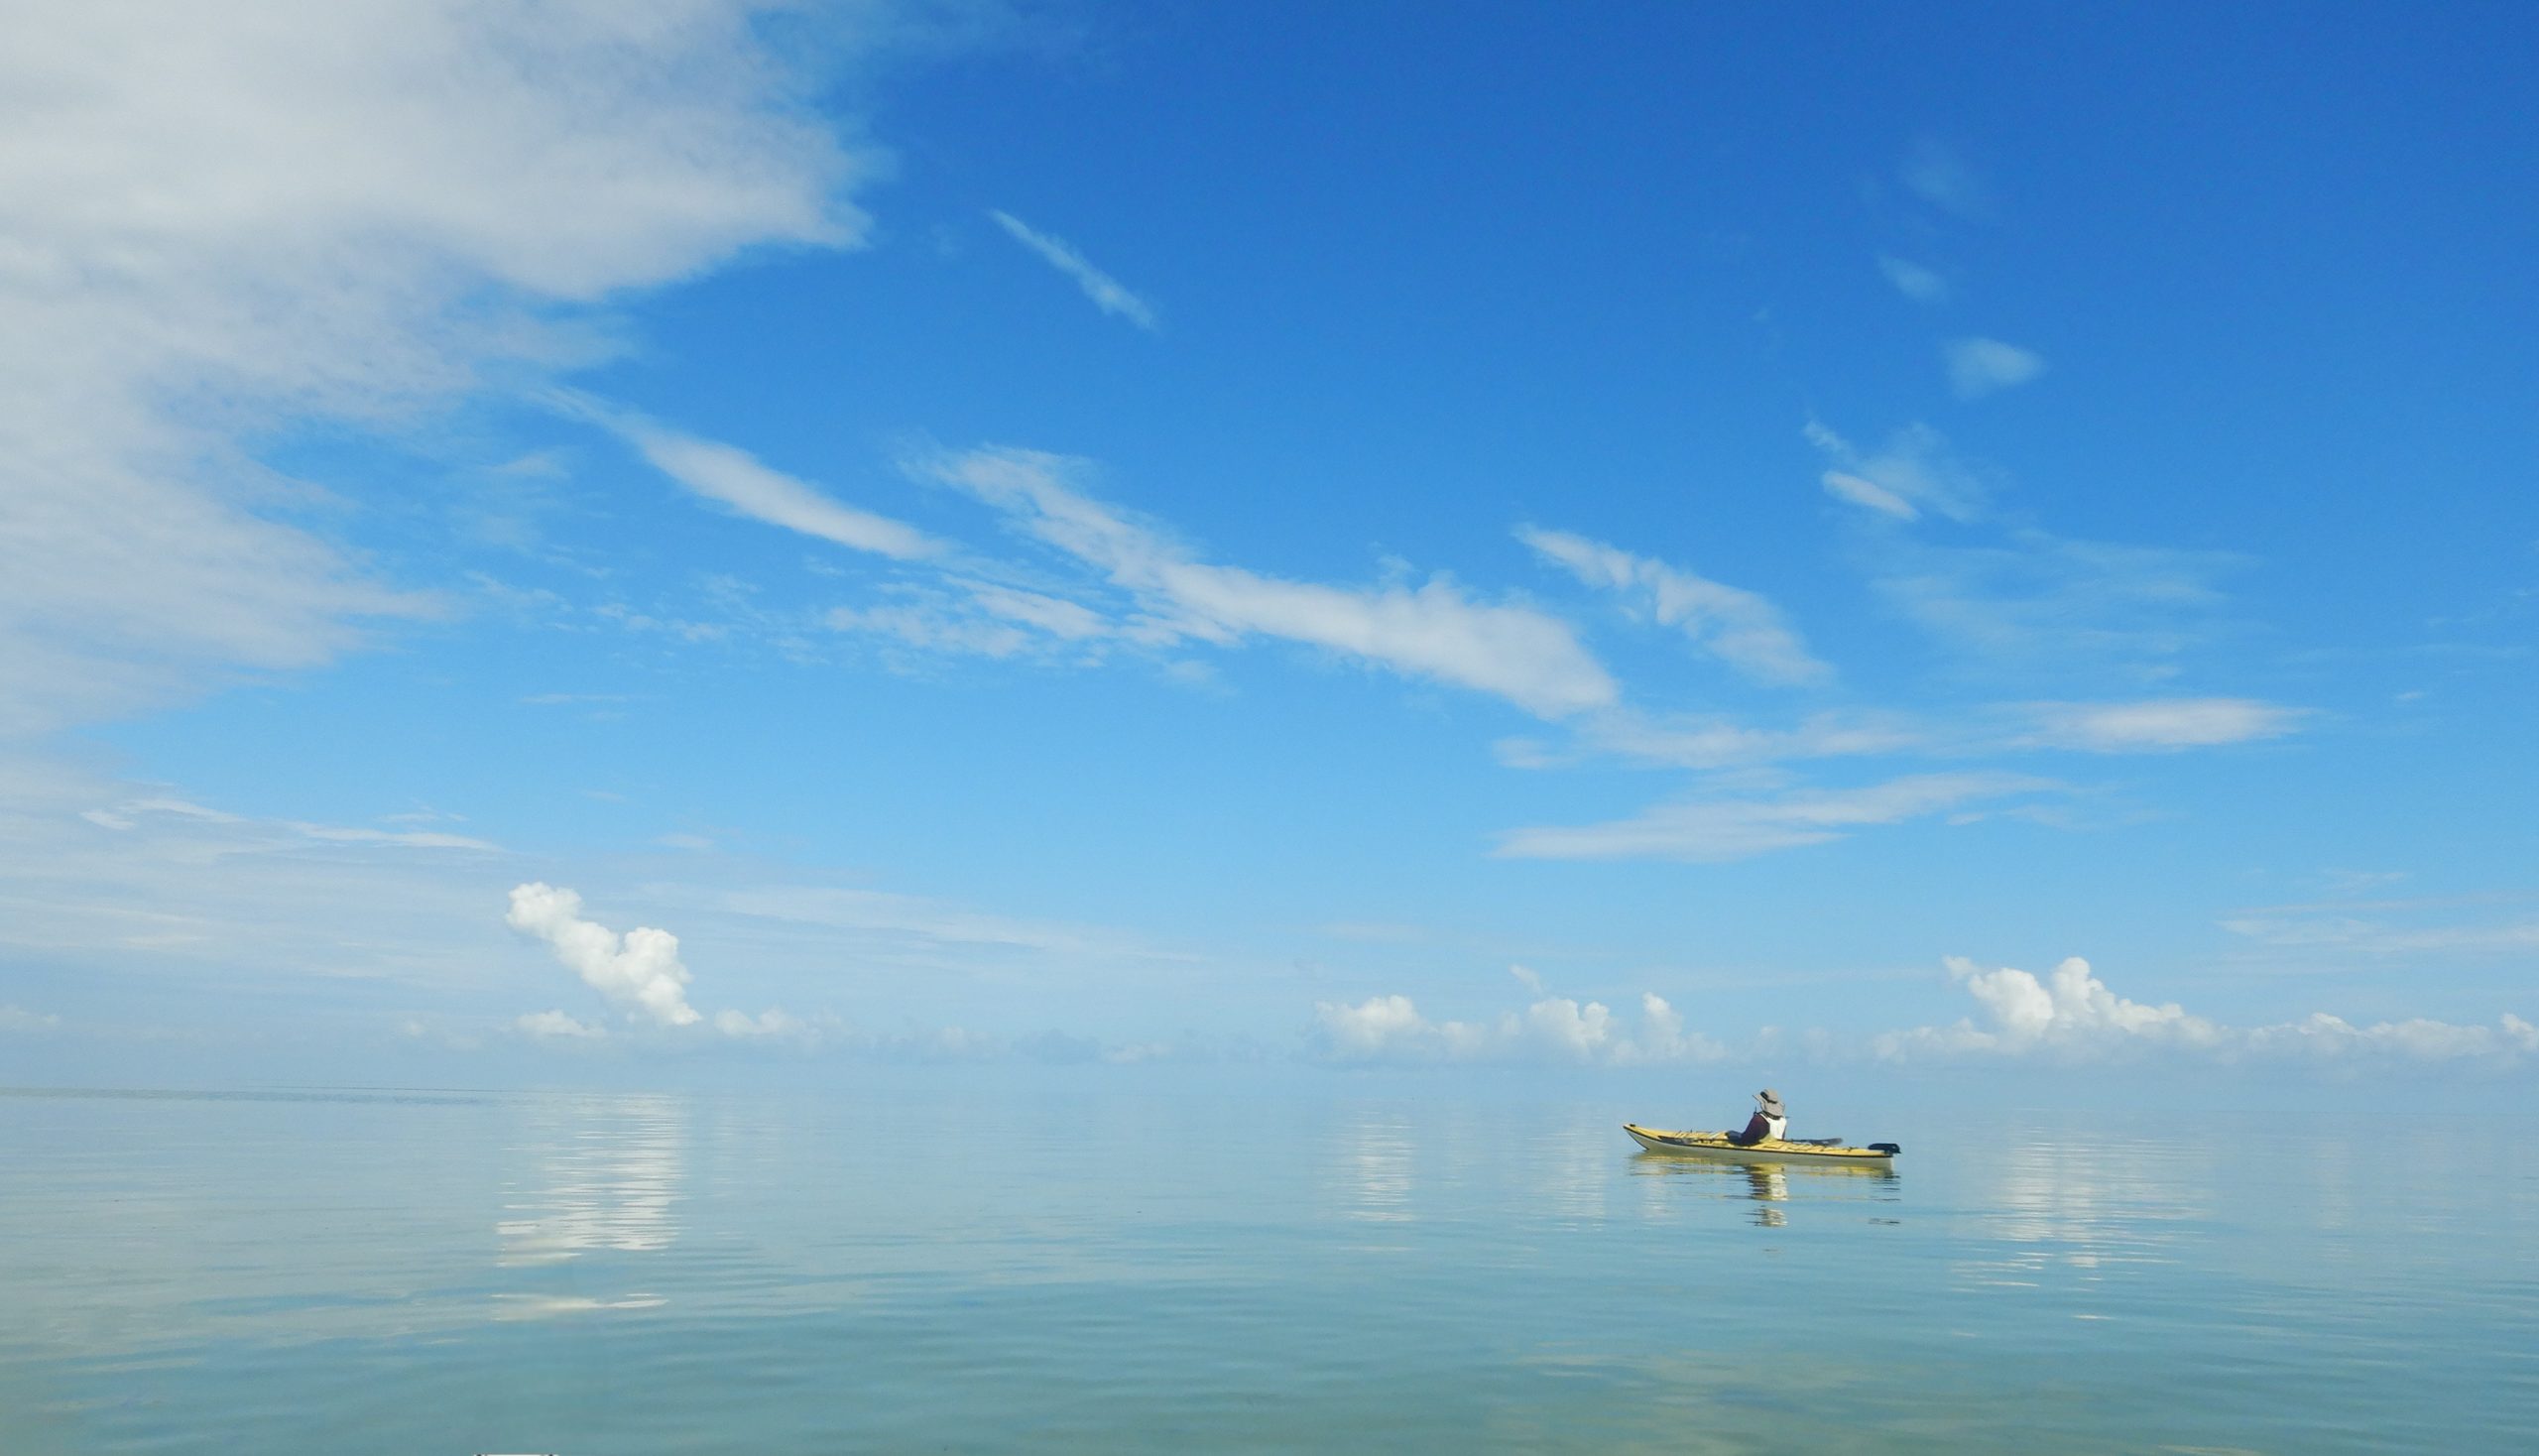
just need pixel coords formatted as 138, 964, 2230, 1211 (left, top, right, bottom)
2, 1088, 2529, 1453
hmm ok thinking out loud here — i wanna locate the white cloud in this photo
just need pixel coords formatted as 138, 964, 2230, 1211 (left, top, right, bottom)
2244, 1012, 2539, 1061
1494, 771, 2055, 863
1877, 532, 2245, 670
0, 1004, 62, 1033
1810, 421, 2255, 673
1944, 337, 2047, 400
1534, 707, 1922, 771
78, 794, 501, 851
1876, 255, 1948, 303
1516, 527, 1830, 685
2217, 906, 2539, 960
285, 822, 502, 851
828, 600, 1037, 660
1878, 955, 2534, 1064
989, 209, 1159, 330
1900, 137, 1992, 220
2015, 698, 2306, 752
1509, 963, 1544, 994
1820, 469, 1920, 520
614, 417, 941, 560
0, 0, 879, 736
516, 1010, 604, 1039
506, 882, 702, 1028
919, 446, 1618, 718
712, 1008, 804, 1038
1877, 956, 2223, 1057
1805, 422, 1990, 523
825, 578, 1121, 664
1311, 991, 1723, 1066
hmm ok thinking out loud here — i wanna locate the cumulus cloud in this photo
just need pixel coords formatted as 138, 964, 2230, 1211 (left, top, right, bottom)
917, 446, 1617, 717
1944, 337, 2048, 400
990, 209, 1160, 330
1494, 771, 2055, 863
0, 0, 878, 736
1312, 991, 1723, 1066
506, 882, 703, 1028
1517, 527, 1830, 685
1877, 956, 2222, 1058
1878, 956, 2534, 1064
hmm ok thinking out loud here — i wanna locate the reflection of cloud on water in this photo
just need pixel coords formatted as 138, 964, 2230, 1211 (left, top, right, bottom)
1329, 1107, 1416, 1223
497, 1093, 688, 1268
1958, 1131, 2212, 1296
489, 1292, 668, 1320
1530, 1117, 1612, 1224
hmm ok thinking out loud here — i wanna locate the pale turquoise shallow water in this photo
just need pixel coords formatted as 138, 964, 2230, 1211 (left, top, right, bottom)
3, 1085, 2533, 1453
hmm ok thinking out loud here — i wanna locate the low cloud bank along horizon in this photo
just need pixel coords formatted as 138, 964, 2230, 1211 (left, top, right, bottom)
1311, 957, 2533, 1070
490, 880, 2532, 1071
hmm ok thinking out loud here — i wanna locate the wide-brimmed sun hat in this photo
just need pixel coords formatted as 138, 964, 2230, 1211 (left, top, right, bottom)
1755, 1089, 1784, 1113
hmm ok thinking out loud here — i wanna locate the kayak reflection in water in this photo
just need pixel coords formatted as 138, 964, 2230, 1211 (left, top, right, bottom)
1726, 1088, 1787, 1147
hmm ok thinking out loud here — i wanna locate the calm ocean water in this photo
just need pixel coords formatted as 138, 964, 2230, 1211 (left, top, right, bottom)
3, 1084, 2532, 1453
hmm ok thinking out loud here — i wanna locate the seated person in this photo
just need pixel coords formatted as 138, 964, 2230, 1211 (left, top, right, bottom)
1726, 1089, 1786, 1147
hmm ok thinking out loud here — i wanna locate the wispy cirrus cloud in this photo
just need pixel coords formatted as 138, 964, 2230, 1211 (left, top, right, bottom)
1806, 421, 2253, 676
2012, 698, 2306, 752
1511, 697, 2302, 771
1944, 336, 2047, 400
1493, 770, 2057, 863
1876, 254, 1949, 303
1877, 532, 2247, 673
1497, 708, 1922, 772
989, 209, 1159, 330
1516, 527, 1831, 685
917, 445, 1618, 718
1899, 136, 1993, 220
1806, 421, 1990, 523
611, 416, 942, 560
0, 0, 880, 738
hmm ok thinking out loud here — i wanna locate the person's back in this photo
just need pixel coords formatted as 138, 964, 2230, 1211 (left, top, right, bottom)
1727, 1089, 1787, 1147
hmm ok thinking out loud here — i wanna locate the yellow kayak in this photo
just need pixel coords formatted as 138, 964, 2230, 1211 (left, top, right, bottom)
1624, 1124, 1900, 1165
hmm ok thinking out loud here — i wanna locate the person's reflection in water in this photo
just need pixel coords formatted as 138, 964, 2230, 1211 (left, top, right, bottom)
1743, 1164, 1789, 1227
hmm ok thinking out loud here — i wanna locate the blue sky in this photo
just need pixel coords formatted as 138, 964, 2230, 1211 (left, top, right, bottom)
2, 1, 2533, 1089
